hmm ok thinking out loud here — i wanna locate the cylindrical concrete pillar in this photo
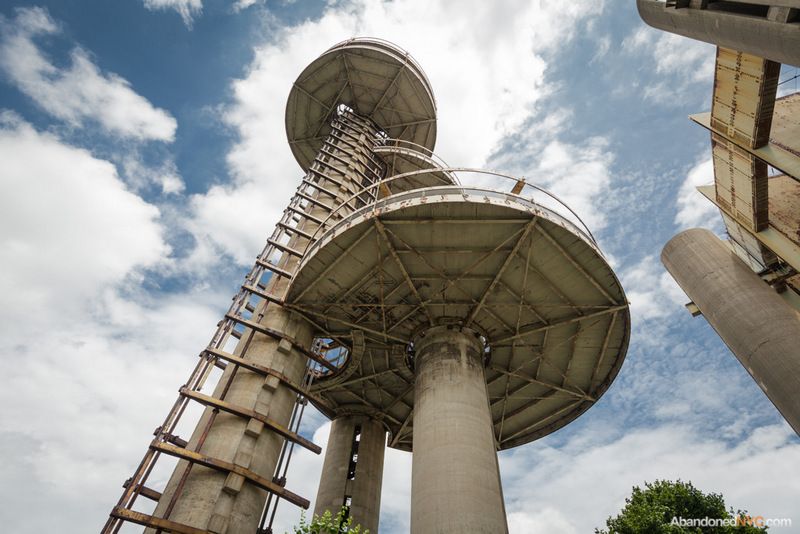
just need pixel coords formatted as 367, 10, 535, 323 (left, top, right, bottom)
637, 0, 800, 67
314, 415, 386, 532
148, 111, 386, 533
662, 228, 800, 435
411, 326, 508, 534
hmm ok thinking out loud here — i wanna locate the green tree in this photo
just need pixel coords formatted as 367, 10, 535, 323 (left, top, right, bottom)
596, 480, 766, 533
289, 507, 368, 534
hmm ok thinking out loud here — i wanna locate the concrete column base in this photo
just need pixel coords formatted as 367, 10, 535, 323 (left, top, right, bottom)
411, 326, 508, 534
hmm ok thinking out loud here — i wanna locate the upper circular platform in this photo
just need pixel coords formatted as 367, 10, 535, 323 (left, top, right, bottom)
285, 182, 630, 451
286, 38, 438, 171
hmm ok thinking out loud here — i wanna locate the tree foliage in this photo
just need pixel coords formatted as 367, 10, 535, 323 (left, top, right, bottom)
596, 480, 766, 533
289, 507, 368, 534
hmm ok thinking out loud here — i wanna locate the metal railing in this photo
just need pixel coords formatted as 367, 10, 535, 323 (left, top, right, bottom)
375, 138, 460, 185
297, 167, 600, 266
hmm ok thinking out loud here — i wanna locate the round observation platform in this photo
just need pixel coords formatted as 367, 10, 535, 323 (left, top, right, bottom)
286, 38, 438, 171
285, 178, 630, 451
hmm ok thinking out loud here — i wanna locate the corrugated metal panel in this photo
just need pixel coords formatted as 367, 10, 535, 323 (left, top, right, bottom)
771, 93, 800, 163
711, 48, 780, 232
721, 211, 778, 271
711, 48, 780, 148
712, 133, 769, 231
768, 174, 800, 246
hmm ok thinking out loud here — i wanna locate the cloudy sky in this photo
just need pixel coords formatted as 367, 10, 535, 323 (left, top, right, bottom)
1, 1, 799, 533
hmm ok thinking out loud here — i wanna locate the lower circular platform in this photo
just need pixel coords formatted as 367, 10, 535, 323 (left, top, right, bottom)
286, 186, 630, 450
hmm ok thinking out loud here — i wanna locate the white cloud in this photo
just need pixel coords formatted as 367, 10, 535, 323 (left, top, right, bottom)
143, 0, 203, 27
0, 113, 170, 329
0, 114, 218, 532
233, 0, 260, 11
489, 108, 615, 233
191, 0, 604, 263
622, 25, 715, 105
0, 7, 177, 141
619, 254, 686, 323
122, 155, 186, 195
675, 157, 721, 230
500, 423, 800, 534
0, 290, 222, 533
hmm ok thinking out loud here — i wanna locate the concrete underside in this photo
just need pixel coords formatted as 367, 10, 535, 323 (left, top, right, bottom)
288, 192, 630, 451
411, 326, 508, 534
637, 0, 800, 67
662, 228, 800, 436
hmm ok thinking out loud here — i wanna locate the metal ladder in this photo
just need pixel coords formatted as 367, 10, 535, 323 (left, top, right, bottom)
102, 109, 386, 534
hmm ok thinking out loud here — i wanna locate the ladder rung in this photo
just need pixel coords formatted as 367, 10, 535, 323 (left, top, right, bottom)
296, 191, 330, 210
110, 507, 208, 534
223, 314, 338, 372
286, 204, 324, 226
268, 239, 303, 258
122, 479, 162, 502
301, 178, 340, 199
277, 221, 313, 241
150, 441, 310, 509
255, 259, 294, 280
203, 347, 330, 408
242, 284, 283, 304
306, 166, 345, 189
164, 433, 188, 448
179, 388, 321, 454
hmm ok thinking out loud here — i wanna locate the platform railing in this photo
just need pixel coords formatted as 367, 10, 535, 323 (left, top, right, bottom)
297, 167, 600, 265
377, 138, 454, 174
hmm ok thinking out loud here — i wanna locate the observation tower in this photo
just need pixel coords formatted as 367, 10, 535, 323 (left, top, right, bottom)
103, 38, 630, 534
638, 1, 800, 436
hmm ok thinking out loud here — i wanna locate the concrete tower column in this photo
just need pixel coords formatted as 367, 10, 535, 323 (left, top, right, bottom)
662, 228, 800, 436
411, 326, 508, 534
148, 111, 386, 533
314, 415, 386, 533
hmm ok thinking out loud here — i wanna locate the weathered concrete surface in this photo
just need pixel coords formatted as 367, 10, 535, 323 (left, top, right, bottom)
147, 112, 384, 533
411, 326, 508, 534
637, 0, 800, 67
314, 415, 386, 533
662, 228, 800, 436
148, 304, 313, 533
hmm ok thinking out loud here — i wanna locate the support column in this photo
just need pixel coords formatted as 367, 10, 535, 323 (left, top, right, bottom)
411, 326, 508, 534
146, 109, 386, 533
662, 228, 800, 435
148, 304, 313, 533
314, 415, 386, 533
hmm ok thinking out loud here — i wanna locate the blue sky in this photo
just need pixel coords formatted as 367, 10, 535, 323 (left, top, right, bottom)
0, 1, 798, 533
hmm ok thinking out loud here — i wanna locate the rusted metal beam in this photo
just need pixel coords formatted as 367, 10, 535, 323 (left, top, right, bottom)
500, 400, 585, 444
224, 314, 337, 371
110, 507, 208, 534
537, 225, 618, 304
121, 479, 162, 502
294, 223, 376, 301
590, 311, 618, 393
203, 347, 326, 407
465, 218, 537, 327
493, 305, 627, 345
150, 441, 310, 509
487, 364, 593, 401
375, 219, 436, 327
179, 388, 321, 454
